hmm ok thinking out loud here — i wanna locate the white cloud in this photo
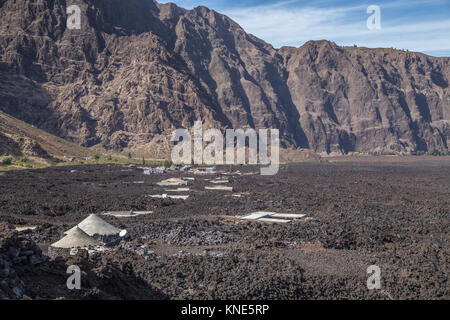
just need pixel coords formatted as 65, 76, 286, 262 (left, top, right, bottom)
221, 1, 450, 54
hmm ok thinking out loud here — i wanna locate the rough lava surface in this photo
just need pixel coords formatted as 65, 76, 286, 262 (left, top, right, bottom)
0, 159, 448, 299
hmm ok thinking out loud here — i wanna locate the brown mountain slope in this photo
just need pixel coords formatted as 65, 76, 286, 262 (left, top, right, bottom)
0, 0, 448, 154
0, 111, 91, 159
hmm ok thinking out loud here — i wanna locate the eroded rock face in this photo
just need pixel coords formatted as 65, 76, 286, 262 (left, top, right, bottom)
0, 132, 21, 156
0, 0, 448, 154
0, 131, 51, 158
280, 42, 449, 153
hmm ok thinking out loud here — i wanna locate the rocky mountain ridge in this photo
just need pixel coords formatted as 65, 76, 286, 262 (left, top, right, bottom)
0, 0, 448, 154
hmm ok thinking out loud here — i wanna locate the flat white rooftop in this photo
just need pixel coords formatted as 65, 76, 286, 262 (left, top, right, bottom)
239, 211, 306, 223
103, 211, 153, 218
157, 178, 188, 187
165, 188, 190, 192
211, 180, 230, 184
205, 186, 233, 191
149, 194, 189, 200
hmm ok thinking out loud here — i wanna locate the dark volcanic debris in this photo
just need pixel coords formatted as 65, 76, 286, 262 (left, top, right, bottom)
0, 161, 449, 299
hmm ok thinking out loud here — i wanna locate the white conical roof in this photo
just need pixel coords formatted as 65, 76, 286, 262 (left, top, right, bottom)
51, 227, 100, 249
64, 225, 77, 235
77, 214, 121, 236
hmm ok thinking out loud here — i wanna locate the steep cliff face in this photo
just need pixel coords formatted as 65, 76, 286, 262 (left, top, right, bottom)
280, 41, 449, 153
0, 0, 223, 150
0, 0, 448, 154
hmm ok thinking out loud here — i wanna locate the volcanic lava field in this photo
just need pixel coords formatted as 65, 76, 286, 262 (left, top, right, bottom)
0, 157, 449, 300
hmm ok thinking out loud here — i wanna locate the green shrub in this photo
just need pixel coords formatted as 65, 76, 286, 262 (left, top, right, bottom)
412, 150, 430, 156
2, 156, 13, 165
429, 149, 449, 156
163, 159, 173, 168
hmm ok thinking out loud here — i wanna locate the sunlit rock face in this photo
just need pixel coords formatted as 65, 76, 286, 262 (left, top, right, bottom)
0, 0, 448, 154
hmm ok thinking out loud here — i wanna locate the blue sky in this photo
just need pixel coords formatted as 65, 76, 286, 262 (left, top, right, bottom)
159, 0, 450, 57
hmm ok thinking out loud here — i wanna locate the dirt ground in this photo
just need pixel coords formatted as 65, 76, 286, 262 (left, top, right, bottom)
0, 157, 448, 300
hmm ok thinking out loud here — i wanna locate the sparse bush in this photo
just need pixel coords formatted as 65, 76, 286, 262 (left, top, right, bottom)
2, 156, 13, 165
163, 159, 173, 168
412, 150, 426, 156
17, 157, 30, 167
94, 154, 100, 160
427, 149, 449, 156
430, 150, 439, 156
